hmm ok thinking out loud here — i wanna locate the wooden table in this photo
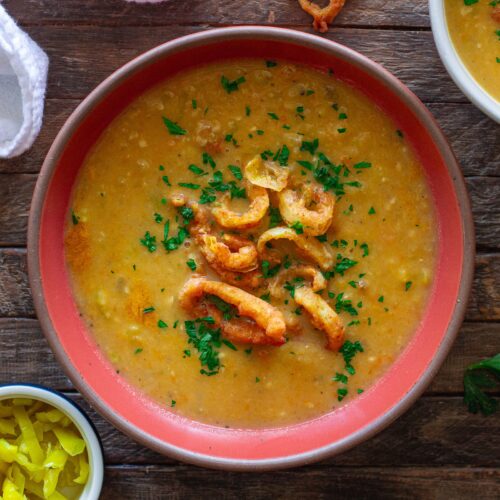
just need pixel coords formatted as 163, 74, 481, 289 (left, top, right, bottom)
0, 1, 499, 497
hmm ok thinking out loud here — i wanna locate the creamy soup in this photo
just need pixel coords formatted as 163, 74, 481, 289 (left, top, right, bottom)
445, 0, 500, 101
65, 59, 436, 428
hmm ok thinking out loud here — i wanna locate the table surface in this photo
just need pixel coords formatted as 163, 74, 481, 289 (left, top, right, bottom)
0, 1, 499, 498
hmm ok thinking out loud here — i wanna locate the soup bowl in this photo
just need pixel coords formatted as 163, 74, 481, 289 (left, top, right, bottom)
430, 0, 500, 123
28, 27, 474, 471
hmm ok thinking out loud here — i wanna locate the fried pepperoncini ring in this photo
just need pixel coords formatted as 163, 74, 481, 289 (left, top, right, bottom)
212, 183, 269, 230
278, 184, 335, 236
257, 227, 334, 270
269, 264, 327, 299
298, 0, 346, 33
245, 155, 290, 192
293, 287, 345, 351
179, 277, 287, 344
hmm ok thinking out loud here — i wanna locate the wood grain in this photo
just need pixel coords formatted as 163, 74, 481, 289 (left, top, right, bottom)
1, 101, 498, 176
0, 249, 499, 320
5, 0, 431, 28
99, 466, 500, 499
0, 318, 498, 395
14, 26, 468, 104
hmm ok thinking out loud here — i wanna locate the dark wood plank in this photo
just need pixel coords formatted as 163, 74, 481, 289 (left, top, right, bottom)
0, 249, 499, 320
1, 175, 497, 248
1, 318, 497, 394
1, 101, 498, 176
0, 249, 33, 318
5, 0, 431, 28
99, 465, 500, 499
17, 26, 467, 103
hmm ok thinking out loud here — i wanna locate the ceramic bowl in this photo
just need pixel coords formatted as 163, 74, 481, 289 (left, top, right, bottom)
430, 0, 500, 123
28, 27, 474, 471
0, 384, 104, 498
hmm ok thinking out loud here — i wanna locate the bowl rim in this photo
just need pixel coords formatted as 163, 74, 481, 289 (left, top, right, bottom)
27, 26, 475, 471
0, 383, 104, 498
429, 0, 500, 124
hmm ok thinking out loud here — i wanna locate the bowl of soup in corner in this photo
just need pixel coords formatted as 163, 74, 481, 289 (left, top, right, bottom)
430, 0, 500, 123
28, 27, 475, 471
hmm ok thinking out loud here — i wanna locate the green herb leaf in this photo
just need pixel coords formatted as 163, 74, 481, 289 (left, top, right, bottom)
162, 116, 187, 136
140, 231, 157, 252
463, 354, 500, 415
71, 210, 79, 225
228, 165, 243, 180
186, 259, 197, 271
221, 75, 246, 94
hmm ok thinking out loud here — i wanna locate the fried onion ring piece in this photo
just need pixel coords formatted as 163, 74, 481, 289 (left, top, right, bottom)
257, 227, 334, 270
245, 155, 290, 192
212, 183, 269, 230
278, 184, 335, 236
294, 287, 345, 351
179, 278, 286, 344
298, 0, 346, 33
270, 264, 327, 299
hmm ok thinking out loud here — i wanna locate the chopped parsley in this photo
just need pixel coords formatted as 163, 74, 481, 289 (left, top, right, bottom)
186, 259, 197, 271
405, 281, 413, 291
185, 318, 222, 376
267, 112, 279, 120
140, 231, 157, 252
275, 145, 290, 166
300, 138, 319, 156
178, 182, 200, 190
338, 112, 348, 120
262, 260, 281, 278
143, 307, 155, 314
337, 128, 347, 134
158, 319, 168, 329
337, 388, 348, 402
396, 129, 404, 138
290, 221, 304, 235
134, 348, 143, 355
334, 256, 358, 275
202, 152, 216, 169
221, 75, 246, 94
266, 60, 278, 68
192, 99, 197, 109
71, 210, 79, 225
268, 207, 283, 228
207, 294, 236, 321
188, 164, 207, 176
162, 116, 187, 136
162, 175, 171, 186
245, 105, 251, 116
332, 372, 348, 384
339, 340, 364, 375
332, 292, 358, 317
228, 165, 243, 180
360, 243, 369, 257
154, 213, 163, 223
354, 161, 372, 169
368, 206, 376, 215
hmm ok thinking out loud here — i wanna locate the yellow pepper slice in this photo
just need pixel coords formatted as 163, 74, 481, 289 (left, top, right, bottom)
0, 440, 18, 463
51, 428, 85, 457
12, 407, 44, 465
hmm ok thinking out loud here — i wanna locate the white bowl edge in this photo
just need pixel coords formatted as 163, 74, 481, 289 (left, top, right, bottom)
429, 0, 500, 123
0, 384, 104, 500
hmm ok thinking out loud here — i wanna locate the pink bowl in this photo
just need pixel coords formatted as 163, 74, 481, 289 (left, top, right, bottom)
28, 27, 474, 470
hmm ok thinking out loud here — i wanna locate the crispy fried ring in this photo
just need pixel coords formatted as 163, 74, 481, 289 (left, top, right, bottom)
245, 155, 290, 192
179, 277, 286, 343
257, 227, 334, 270
212, 183, 269, 230
203, 234, 259, 272
269, 264, 327, 299
278, 184, 335, 236
298, 0, 346, 33
294, 287, 345, 351
174, 196, 263, 288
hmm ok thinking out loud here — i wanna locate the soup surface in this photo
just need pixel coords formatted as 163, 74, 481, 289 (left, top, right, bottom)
445, 0, 500, 101
65, 59, 436, 428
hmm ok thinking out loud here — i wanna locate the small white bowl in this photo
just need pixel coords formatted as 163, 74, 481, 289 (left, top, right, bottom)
0, 384, 104, 500
430, 0, 500, 123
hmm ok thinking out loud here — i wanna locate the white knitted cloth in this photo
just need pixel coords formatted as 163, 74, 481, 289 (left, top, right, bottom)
0, 5, 48, 158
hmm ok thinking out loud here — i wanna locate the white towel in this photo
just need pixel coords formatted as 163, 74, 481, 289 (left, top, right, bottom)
0, 5, 48, 158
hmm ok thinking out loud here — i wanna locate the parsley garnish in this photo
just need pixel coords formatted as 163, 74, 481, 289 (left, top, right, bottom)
368, 206, 376, 215
300, 138, 319, 155
262, 260, 281, 278
221, 75, 246, 94
268, 207, 283, 228
274, 144, 290, 166
178, 182, 200, 190
334, 256, 358, 275
162, 116, 187, 136
158, 320, 168, 328
143, 307, 155, 314
266, 60, 278, 68
405, 281, 412, 291
185, 319, 222, 376
463, 354, 500, 415
71, 210, 79, 225
140, 231, 157, 252
202, 152, 216, 169
291, 221, 304, 235
360, 243, 369, 257
333, 292, 358, 317
267, 112, 279, 120
192, 99, 197, 109
354, 161, 372, 169
162, 175, 171, 186
186, 259, 197, 271
134, 348, 143, 355
188, 164, 207, 176
339, 340, 364, 375
228, 165, 243, 180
